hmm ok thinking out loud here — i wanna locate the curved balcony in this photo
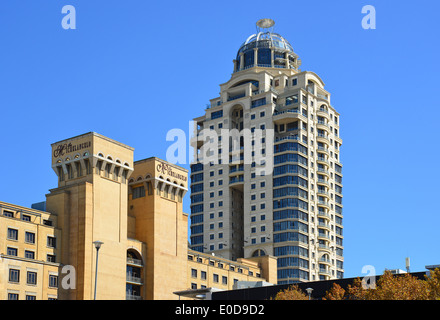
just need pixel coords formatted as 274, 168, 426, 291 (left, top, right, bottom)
317, 189, 330, 199
317, 211, 331, 220
229, 175, 244, 191
318, 268, 331, 276
317, 168, 330, 177
317, 146, 329, 155
335, 135, 343, 145
316, 121, 330, 132
318, 244, 331, 253
318, 222, 331, 231
317, 200, 330, 210
317, 109, 330, 119
319, 257, 332, 266
229, 165, 244, 176
316, 179, 329, 187
318, 233, 331, 241
273, 108, 308, 125
316, 157, 329, 166
316, 134, 329, 144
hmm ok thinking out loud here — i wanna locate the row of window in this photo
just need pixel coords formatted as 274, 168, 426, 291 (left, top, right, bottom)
7, 228, 56, 247
7, 293, 57, 300
273, 186, 309, 200
2, 210, 53, 226
8, 268, 58, 287
191, 269, 229, 284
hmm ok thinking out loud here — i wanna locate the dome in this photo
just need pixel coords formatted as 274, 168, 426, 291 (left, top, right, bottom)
234, 20, 300, 73
237, 32, 294, 56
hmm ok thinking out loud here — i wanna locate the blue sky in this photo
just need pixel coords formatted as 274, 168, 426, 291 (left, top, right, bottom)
0, 0, 439, 279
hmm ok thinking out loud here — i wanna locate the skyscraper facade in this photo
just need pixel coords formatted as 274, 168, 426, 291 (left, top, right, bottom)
189, 20, 344, 283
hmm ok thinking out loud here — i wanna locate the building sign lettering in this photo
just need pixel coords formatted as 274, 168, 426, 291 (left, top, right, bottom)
157, 162, 187, 182
54, 141, 91, 158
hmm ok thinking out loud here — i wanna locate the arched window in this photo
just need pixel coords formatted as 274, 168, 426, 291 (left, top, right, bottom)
252, 249, 266, 257
126, 249, 143, 300
164, 184, 169, 198
75, 162, 82, 177
57, 166, 64, 182
104, 163, 111, 178
84, 159, 92, 174
96, 160, 103, 174
66, 164, 74, 179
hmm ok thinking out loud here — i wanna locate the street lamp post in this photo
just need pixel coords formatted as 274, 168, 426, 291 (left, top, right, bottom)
306, 288, 313, 300
93, 241, 104, 300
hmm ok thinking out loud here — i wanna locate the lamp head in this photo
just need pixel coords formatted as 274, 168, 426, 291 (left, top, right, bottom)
93, 240, 104, 250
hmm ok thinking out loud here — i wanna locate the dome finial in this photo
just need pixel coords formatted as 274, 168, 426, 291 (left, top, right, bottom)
256, 18, 275, 33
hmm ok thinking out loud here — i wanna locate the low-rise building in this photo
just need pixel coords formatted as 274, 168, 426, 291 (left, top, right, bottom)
0, 132, 276, 300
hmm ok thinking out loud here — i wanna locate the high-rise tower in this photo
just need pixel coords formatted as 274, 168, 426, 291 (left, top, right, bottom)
189, 20, 344, 283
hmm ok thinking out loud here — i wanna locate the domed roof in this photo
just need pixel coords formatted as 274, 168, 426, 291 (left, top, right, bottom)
233, 20, 300, 73
237, 32, 294, 56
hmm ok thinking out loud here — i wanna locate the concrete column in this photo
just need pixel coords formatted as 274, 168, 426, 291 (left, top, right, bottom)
254, 48, 258, 67
271, 49, 274, 68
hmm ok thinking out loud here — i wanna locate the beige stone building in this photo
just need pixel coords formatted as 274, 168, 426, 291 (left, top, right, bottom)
0, 132, 276, 300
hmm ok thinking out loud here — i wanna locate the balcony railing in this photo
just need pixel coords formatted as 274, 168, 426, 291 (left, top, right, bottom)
229, 176, 244, 184
229, 165, 244, 173
275, 135, 299, 143
126, 293, 143, 300
228, 93, 246, 101
127, 257, 143, 266
319, 269, 331, 275
273, 109, 300, 117
317, 93, 329, 101
126, 274, 143, 284
318, 233, 330, 240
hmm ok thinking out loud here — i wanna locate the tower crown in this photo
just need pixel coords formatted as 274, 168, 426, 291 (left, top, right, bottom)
234, 19, 300, 72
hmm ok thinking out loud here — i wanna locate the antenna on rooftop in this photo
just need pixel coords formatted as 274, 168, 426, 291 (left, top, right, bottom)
256, 18, 275, 33
405, 257, 411, 273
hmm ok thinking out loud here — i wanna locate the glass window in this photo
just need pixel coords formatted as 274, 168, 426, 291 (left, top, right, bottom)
9, 269, 20, 282
27, 271, 37, 285
132, 186, 146, 199
257, 48, 271, 66
25, 232, 35, 244
49, 275, 58, 288
7, 247, 17, 256
7, 228, 18, 240
47, 236, 57, 248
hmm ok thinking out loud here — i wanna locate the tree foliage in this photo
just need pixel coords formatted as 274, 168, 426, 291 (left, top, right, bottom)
273, 284, 309, 300
277, 268, 440, 300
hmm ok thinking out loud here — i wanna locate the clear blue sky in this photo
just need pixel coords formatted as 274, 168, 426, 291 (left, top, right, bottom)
1, 0, 439, 279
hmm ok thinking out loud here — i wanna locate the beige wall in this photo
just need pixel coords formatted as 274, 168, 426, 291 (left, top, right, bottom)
1, 133, 277, 300
186, 250, 277, 291
128, 157, 188, 300
46, 132, 134, 300
0, 202, 60, 300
